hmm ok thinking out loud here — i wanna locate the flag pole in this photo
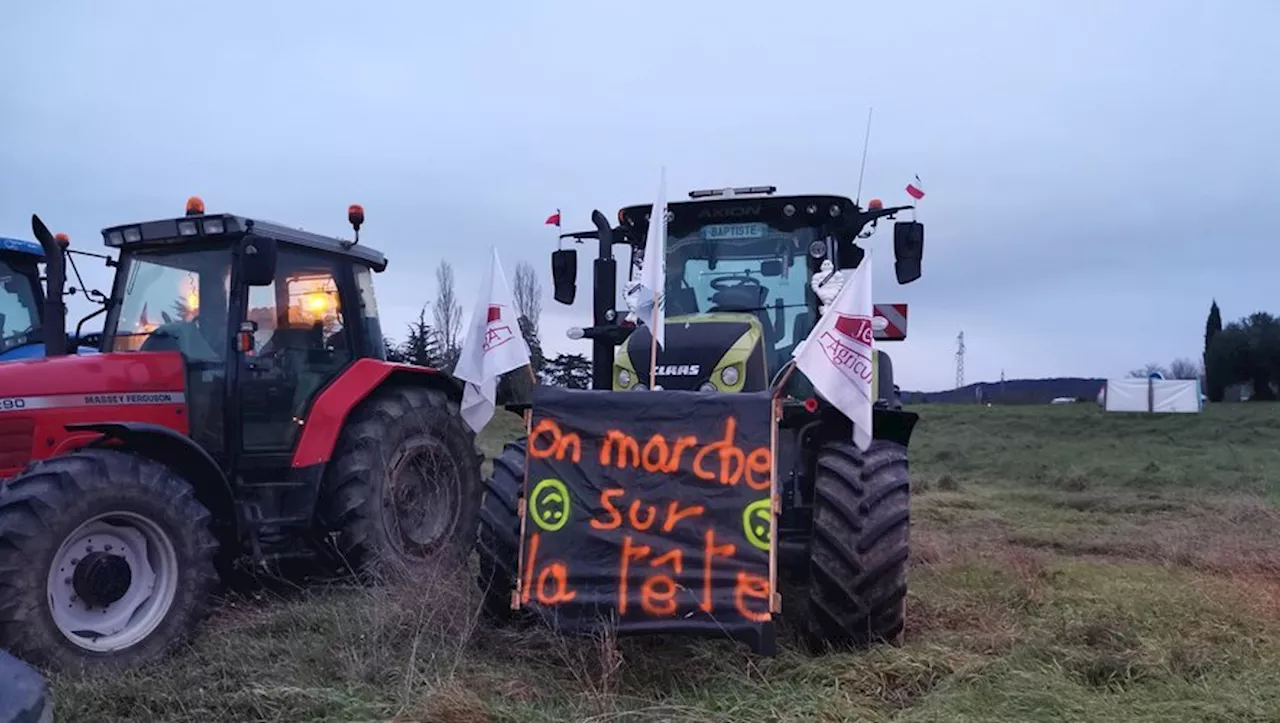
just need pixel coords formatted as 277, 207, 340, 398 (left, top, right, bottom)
854, 106, 873, 207
648, 302, 659, 387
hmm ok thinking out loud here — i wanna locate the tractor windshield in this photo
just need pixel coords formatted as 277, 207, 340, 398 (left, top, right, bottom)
0, 258, 43, 355
664, 223, 816, 373
105, 247, 231, 362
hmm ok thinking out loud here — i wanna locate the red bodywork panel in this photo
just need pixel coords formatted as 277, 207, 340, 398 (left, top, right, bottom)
291, 358, 450, 468
0, 352, 189, 478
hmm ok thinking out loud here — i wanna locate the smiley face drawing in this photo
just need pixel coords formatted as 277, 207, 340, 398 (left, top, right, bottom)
529, 478, 571, 532
743, 498, 772, 551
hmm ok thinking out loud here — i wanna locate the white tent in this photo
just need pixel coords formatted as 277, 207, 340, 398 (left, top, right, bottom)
1100, 377, 1202, 413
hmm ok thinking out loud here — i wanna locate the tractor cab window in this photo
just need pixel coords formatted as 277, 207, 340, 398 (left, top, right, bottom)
239, 248, 354, 452
107, 248, 232, 362
0, 260, 42, 354
354, 265, 385, 360
665, 225, 812, 374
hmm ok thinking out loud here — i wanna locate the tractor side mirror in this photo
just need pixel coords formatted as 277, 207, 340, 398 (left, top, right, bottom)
893, 221, 923, 284
240, 235, 277, 286
551, 249, 577, 305
759, 259, 783, 277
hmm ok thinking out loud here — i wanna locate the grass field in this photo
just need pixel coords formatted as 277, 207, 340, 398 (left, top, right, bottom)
51, 404, 1280, 722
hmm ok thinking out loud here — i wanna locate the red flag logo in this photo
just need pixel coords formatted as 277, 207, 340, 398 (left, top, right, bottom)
483, 304, 514, 352
833, 314, 874, 347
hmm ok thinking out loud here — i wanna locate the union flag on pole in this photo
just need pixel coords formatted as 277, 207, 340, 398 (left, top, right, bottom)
793, 250, 875, 450
454, 247, 532, 432
905, 175, 925, 201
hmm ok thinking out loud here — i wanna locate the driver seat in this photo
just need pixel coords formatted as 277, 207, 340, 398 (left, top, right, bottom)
709, 285, 767, 313
709, 285, 776, 351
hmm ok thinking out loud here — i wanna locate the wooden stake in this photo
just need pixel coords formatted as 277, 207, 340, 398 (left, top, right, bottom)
768, 395, 781, 614
512, 407, 533, 609
772, 361, 797, 399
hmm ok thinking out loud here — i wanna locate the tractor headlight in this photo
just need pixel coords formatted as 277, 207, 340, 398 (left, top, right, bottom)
122, 227, 142, 243
107, 231, 124, 245
699, 381, 717, 392
720, 364, 741, 387
178, 220, 198, 237
202, 218, 225, 234
617, 368, 632, 388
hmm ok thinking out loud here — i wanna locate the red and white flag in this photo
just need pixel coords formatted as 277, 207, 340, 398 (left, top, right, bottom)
544, 209, 561, 227
454, 247, 532, 432
793, 251, 875, 451
905, 175, 925, 201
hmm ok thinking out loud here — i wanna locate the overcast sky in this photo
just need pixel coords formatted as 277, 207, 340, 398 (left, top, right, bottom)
2, 0, 1276, 391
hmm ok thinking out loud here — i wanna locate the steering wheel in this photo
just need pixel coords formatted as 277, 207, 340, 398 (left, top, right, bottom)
709, 273, 763, 292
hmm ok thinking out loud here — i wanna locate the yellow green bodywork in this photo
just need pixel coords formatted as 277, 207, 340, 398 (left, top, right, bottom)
613, 311, 881, 395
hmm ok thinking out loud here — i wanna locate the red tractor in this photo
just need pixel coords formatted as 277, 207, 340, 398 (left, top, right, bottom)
0, 201, 482, 671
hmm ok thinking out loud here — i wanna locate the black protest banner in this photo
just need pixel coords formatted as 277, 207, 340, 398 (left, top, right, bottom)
516, 386, 778, 652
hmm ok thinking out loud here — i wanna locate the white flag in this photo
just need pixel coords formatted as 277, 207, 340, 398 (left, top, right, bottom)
793, 251, 875, 451
453, 247, 532, 433
632, 168, 668, 349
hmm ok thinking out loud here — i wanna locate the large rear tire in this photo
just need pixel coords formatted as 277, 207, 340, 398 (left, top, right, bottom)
320, 385, 483, 581
803, 439, 910, 652
475, 438, 526, 622
0, 449, 219, 672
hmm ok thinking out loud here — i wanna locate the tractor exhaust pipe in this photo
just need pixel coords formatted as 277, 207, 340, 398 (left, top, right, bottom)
31, 214, 67, 357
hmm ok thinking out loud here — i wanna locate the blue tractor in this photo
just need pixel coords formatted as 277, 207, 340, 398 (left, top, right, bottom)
0, 234, 105, 359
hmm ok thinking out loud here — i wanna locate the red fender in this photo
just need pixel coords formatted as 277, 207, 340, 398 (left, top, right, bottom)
290, 358, 459, 468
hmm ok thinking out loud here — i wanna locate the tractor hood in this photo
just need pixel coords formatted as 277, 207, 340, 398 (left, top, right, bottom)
613, 312, 768, 392
0, 351, 187, 402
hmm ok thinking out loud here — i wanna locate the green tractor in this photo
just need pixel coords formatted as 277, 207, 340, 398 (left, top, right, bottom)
476, 185, 924, 651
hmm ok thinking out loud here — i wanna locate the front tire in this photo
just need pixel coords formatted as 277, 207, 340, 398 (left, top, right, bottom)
321, 385, 483, 581
0, 449, 219, 671
803, 439, 910, 652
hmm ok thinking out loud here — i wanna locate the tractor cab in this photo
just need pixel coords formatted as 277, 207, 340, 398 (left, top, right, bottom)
98, 197, 387, 466
0, 237, 47, 360
0, 201, 483, 672
551, 186, 924, 396
0, 235, 104, 360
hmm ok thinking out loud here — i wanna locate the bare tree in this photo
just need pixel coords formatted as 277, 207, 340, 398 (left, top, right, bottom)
1128, 362, 1170, 379
433, 261, 462, 362
512, 261, 542, 336
1169, 357, 1202, 380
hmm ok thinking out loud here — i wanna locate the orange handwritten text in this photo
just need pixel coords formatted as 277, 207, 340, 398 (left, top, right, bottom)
733, 570, 771, 622
592, 488, 706, 533
598, 418, 770, 487
702, 528, 737, 613
618, 536, 687, 617
528, 418, 582, 462
521, 532, 577, 606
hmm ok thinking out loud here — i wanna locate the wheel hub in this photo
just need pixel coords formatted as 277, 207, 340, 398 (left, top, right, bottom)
46, 512, 179, 653
72, 552, 133, 607
386, 441, 461, 555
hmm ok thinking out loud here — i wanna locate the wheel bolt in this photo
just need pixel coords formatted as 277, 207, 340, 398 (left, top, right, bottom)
104, 545, 113, 552
70, 558, 79, 565
64, 577, 71, 585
